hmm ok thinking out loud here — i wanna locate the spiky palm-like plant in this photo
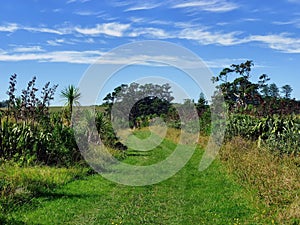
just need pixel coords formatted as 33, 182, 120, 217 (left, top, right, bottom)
60, 85, 81, 124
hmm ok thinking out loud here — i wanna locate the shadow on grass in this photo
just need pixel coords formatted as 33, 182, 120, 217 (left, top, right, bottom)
0, 216, 26, 225
125, 150, 153, 157
1, 188, 101, 224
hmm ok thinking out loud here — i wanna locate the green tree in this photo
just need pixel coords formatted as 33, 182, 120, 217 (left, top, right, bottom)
268, 83, 279, 98
196, 92, 208, 115
0, 100, 8, 108
281, 85, 293, 99
212, 60, 260, 110
258, 74, 270, 97
61, 85, 81, 121
106, 82, 174, 128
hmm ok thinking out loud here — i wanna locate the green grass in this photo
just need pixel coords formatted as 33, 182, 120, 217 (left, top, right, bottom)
2, 131, 267, 224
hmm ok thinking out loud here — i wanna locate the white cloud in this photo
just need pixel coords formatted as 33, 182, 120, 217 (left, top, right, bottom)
246, 33, 300, 53
0, 23, 71, 35
74, 10, 100, 16
204, 58, 266, 68
129, 27, 172, 39
0, 47, 210, 68
178, 28, 244, 46
66, 0, 90, 4
0, 50, 104, 64
177, 27, 300, 53
109, 0, 132, 7
172, 0, 239, 12
75, 23, 131, 37
24, 27, 65, 35
12, 46, 44, 53
273, 19, 300, 28
124, 3, 162, 11
0, 23, 19, 32
47, 39, 75, 46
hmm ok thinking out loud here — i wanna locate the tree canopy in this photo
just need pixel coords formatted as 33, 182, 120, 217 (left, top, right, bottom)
103, 82, 174, 128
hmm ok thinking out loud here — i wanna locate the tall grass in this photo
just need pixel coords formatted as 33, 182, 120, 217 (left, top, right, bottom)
219, 137, 300, 224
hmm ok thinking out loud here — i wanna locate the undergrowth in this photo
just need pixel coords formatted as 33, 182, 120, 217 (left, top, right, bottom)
219, 137, 300, 224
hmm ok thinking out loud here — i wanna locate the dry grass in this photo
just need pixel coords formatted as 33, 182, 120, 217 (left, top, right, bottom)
138, 126, 209, 147
219, 137, 300, 224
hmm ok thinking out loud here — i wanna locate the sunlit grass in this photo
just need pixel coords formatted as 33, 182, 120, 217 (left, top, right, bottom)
2, 131, 266, 224
0, 161, 89, 222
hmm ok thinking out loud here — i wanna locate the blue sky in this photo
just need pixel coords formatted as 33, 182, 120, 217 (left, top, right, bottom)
1, 0, 300, 105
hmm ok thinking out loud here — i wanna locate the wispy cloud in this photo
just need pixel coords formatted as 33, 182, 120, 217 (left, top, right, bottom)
128, 27, 171, 39
0, 45, 213, 68
109, 0, 132, 7
75, 23, 131, 37
0, 50, 104, 64
66, 0, 90, 4
0, 23, 19, 32
12, 46, 45, 53
178, 27, 244, 46
53, 8, 62, 13
124, 3, 162, 11
73, 10, 101, 16
273, 18, 300, 28
246, 33, 300, 53
0, 23, 71, 35
24, 27, 65, 35
47, 39, 75, 46
177, 27, 300, 53
204, 58, 266, 68
172, 0, 239, 13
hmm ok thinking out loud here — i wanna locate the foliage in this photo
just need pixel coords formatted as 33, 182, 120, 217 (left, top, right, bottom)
104, 82, 174, 129
225, 114, 300, 156
212, 60, 260, 110
0, 75, 82, 166
281, 84, 293, 99
268, 83, 280, 98
6, 74, 58, 123
196, 92, 209, 116
0, 100, 8, 108
0, 112, 81, 165
212, 60, 300, 115
60, 85, 81, 124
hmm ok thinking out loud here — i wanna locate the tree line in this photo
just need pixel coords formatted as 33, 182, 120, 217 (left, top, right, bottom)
212, 60, 299, 116
0, 60, 299, 165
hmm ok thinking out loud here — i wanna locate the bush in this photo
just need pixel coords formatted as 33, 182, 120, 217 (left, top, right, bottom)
0, 112, 81, 166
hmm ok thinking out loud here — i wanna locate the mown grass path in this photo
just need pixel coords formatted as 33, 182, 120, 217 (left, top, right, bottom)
7, 132, 264, 224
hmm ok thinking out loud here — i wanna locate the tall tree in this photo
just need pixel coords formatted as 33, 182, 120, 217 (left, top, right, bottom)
196, 92, 208, 115
268, 83, 279, 98
258, 74, 270, 97
281, 85, 293, 99
212, 60, 260, 109
61, 85, 81, 120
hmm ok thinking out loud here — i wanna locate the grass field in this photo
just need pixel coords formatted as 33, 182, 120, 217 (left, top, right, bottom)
1, 130, 271, 225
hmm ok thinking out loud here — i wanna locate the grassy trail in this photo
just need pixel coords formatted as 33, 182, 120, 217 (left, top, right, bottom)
6, 132, 265, 224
